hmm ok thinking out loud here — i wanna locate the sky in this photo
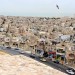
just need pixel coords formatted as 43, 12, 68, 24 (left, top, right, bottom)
0, 0, 75, 17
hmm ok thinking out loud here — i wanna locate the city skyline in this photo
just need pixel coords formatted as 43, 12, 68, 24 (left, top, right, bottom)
0, 0, 75, 17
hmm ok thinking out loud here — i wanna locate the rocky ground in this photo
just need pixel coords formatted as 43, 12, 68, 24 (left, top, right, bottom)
0, 50, 67, 75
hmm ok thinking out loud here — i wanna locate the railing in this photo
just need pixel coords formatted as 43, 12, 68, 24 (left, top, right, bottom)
56, 52, 65, 55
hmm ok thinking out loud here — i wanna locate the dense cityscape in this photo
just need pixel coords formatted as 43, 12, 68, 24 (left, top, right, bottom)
0, 15, 75, 75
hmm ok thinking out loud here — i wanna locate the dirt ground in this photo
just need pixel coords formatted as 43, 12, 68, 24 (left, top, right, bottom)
0, 50, 67, 75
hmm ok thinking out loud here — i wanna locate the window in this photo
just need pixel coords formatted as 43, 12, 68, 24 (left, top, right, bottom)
61, 57, 64, 60
69, 54, 74, 57
37, 50, 42, 54
73, 28, 75, 31
57, 49, 64, 53
71, 45, 75, 51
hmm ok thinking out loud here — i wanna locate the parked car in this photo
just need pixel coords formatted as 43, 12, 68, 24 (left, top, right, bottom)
19, 51, 25, 54
53, 60, 59, 64
40, 58, 46, 62
14, 48, 19, 50
66, 68, 75, 75
6, 46, 11, 49
30, 54, 35, 58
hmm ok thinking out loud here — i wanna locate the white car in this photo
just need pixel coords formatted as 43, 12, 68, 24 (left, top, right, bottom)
66, 68, 75, 75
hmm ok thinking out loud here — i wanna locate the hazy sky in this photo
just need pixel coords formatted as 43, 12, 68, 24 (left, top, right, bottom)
0, 0, 75, 17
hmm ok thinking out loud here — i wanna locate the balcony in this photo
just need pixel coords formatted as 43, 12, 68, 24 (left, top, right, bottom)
56, 52, 65, 55
56, 49, 65, 55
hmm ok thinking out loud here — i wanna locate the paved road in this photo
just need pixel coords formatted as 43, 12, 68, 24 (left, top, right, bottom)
0, 46, 69, 74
